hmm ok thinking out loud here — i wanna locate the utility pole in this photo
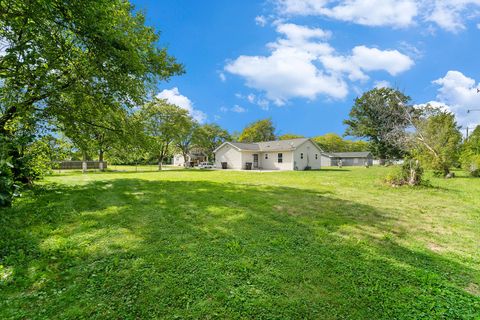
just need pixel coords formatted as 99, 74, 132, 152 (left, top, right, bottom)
466, 126, 476, 140
466, 110, 480, 139
466, 89, 480, 138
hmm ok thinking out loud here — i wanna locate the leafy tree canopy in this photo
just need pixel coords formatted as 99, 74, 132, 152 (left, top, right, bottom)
194, 124, 231, 159
344, 88, 413, 159
412, 106, 462, 175
138, 98, 190, 170
0, 0, 183, 135
0, 0, 183, 204
238, 118, 276, 143
313, 133, 369, 152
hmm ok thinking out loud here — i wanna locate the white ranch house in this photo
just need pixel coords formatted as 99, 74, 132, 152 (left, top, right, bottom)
213, 138, 328, 170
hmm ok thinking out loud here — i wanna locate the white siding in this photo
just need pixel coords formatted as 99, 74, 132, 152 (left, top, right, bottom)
293, 140, 322, 170
320, 154, 333, 167
214, 144, 243, 169
173, 154, 185, 166
259, 151, 294, 170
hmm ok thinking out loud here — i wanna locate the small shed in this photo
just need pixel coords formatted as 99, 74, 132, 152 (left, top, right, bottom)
330, 152, 373, 166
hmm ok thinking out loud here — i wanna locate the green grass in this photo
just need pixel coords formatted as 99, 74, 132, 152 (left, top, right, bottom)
1, 167, 479, 319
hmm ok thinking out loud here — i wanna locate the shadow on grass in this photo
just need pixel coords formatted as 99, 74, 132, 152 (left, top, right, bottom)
1, 179, 478, 319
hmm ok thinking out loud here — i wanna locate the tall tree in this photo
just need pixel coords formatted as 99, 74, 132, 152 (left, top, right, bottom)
238, 118, 276, 143
313, 133, 370, 152
175, 117, 198, 167
313, 133, 347, 152
411, 106, 462, 176
194, 124, 231, 160
346, 140, 370, 152
344, 88, 413, 160
56, 93, 129, 172
140, 99, 190, 170
0, 0, 183, 205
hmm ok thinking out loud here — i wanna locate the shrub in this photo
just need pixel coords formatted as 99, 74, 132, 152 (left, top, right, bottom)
0, 158, 15, 207
461, 153, 480, 177
384, 159, 423, 186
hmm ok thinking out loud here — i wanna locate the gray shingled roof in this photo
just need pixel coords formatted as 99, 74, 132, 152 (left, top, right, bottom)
331, 152, 372, 158
229, 142, 260, 151
229, 138, 311, 151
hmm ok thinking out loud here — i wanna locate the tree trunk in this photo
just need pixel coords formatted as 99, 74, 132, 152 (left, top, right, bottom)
158, 156, 163, 171
182, 151, 189, 168
99, 149, 104, 171
82, 150, 87, 174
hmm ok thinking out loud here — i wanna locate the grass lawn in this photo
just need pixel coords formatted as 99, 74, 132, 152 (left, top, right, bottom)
1, 167, 479, 319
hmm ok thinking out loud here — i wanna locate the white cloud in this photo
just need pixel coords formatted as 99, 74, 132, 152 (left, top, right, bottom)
0, 37, 9, 56
276, 23, 332, 41
276, 0, 418, 28
231, 105, 247, 113
398, 41, 424, 59
220, 106, 229, 113
374, 80, 391, 88
423, 70, 480, 128
350, 46, 414, 76
477, 23, 480, 29
255, 15, 268, 27
235, 92, 271, 110
275, 0, 480, 32
225, 48, 348, 104
425, 0, 480, 32
156, 87, 207, 123
257, 99, 270, 110
225, 23, 413, 104
219, 72, 226, 82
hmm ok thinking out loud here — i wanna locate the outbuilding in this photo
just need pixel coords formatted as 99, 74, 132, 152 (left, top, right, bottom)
322, 151, 374, 166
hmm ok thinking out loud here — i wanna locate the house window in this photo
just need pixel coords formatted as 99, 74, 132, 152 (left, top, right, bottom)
278, 153, 283, 163
265, 154, 268, 160
315, 154, 318, 160
300, 153, 304, 159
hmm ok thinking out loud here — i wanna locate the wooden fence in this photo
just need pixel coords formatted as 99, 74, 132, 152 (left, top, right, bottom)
58, 161, 107, 170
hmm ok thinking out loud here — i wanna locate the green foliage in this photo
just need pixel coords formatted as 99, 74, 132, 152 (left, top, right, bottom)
22, 138, 54, 179
384, 159, 423, 186
0, 157, 15, 207
0, 0, 183, 203
238, 118, 276, 143
278, 133, 304, 140
313, 133, 370, 152
194, 124, 231, 159
313, 133, 345, 151
344, 88, 413, 159
0, 0, 183, 131
460, 126, 480, 177
139, 99, 191, 169
460, 151, 480, 177
412, 107, 462, 176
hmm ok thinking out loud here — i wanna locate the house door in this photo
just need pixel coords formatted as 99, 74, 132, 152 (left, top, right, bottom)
253, 154, 259, 169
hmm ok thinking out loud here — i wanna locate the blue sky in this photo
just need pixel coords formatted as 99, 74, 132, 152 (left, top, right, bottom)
133, 0, 480, 138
